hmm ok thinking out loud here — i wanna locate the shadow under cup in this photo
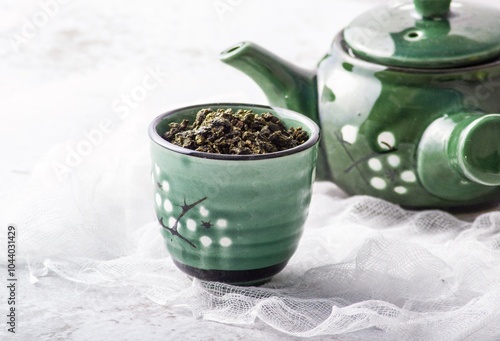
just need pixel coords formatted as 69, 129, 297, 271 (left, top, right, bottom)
148, 103, 320, 285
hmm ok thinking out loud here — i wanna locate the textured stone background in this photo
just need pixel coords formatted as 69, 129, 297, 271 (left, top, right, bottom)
1, 0, 499, 340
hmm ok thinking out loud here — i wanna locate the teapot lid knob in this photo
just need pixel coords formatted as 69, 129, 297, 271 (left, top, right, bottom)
414, 0, 451, 18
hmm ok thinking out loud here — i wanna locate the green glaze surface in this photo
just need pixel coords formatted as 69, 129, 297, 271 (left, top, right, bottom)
456, 114, 500, 185
220, 35, 500, 208
315, 36, 500, 207
414, 0, 451, 18
220, 1, 500, 208
149, 104, 319, 284
220, 42, 330, 181
220, 42, 319, 124
418, 113, 500, 201
344, 1, 500, 69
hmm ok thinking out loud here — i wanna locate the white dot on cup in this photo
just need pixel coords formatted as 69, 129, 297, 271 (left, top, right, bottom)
216, 219, 228, 228
341, 125, 359, 144
377, 132, 396, 150
368, 158, 383, 171
163, 199, 173, 212
200, 206, 209, 217
200, 236, 212, 247
220, 237, 232, 247
394, 186, 408, 194
370, 177, 387, 190
168, 217, 177, 228
401, 171, 417, 183
186, 219, 196, 232
387, 155, 401, 167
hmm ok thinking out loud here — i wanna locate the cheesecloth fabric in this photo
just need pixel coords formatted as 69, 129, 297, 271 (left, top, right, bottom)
2, 0, 500, 339
1, 116, 500, 340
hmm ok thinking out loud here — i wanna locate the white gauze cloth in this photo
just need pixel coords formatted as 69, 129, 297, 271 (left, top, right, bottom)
1, 116, 500, 341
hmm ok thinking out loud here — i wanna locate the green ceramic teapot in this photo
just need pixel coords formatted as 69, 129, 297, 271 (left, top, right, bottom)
220, 0, 500, 208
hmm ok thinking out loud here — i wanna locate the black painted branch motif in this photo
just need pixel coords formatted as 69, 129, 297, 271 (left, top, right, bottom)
385, 169, 398, 182
379, 141, 396, 151
159, 196, 208, 249
343, 152, 381, 174
201, 221, 213, 229
336, 131, 397, 180
343, 146, 397, 174
335, 132, 370, 185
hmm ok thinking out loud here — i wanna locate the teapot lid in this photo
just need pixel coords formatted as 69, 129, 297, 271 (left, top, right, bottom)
343, 0, 500, 69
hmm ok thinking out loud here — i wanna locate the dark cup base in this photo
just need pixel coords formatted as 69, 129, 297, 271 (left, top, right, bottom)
172, 259, 289, 286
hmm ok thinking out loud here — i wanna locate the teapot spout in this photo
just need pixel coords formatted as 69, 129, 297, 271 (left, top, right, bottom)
220, 42, 320, 125
418, 113, 500, 202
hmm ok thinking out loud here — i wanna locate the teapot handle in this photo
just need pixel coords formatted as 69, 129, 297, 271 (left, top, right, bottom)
417, 113, 500, 201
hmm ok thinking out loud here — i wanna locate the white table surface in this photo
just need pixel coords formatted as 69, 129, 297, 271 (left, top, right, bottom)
1, 0, 499, 340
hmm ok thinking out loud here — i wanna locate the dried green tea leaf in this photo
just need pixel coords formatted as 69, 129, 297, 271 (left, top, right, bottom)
163, 108, 309, 155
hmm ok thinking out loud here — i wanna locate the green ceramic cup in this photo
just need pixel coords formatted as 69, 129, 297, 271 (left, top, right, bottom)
149, 103, 320, 285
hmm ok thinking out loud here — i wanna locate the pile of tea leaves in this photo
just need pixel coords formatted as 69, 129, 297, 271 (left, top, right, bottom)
162, 108, 309, 155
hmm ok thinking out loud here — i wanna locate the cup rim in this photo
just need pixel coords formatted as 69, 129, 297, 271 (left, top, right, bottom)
148, 103, 320, 161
